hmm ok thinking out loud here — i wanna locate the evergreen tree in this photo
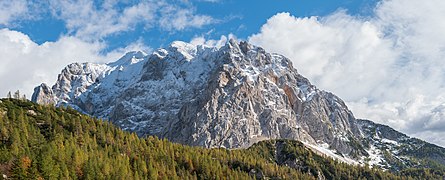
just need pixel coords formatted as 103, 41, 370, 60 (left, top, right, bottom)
13, 90, 20, 99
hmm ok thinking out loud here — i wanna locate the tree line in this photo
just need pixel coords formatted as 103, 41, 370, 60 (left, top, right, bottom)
5, 90, 26, 100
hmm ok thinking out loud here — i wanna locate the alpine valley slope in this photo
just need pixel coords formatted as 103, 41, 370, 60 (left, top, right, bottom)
32, 39, 445, 170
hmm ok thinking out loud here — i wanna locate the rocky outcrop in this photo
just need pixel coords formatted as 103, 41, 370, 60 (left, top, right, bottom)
31, 83, 55, 105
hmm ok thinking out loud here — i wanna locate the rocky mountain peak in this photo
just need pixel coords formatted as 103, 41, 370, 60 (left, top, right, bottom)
31, 39, 360, 151
32, 39, 445, 169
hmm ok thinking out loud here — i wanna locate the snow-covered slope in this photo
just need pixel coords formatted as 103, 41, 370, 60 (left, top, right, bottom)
32, 39, 445, 170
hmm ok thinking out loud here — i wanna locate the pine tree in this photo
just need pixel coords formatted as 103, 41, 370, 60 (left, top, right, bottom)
10, 127, 21, 156
13, 90, 20, 99
0, 114, 9, 143
40, 145, 59, 180
148, 162, 158, 180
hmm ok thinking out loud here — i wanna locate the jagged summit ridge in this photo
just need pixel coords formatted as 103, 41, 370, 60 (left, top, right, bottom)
32, 39, 445, 169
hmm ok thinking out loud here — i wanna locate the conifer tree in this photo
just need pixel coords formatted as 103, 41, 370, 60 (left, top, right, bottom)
13, 90, 20, 99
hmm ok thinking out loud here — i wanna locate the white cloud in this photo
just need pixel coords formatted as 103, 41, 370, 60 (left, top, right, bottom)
189, 33, 236, 47
48, 0, 216, 39
196, 0, 220, 3
0, 0, 39, 26
159, 7, 214, 31
0, 28, 148, 98
249, 0, 445, 147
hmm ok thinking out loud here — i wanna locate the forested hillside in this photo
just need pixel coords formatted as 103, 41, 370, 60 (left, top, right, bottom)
0, 98, 443, 179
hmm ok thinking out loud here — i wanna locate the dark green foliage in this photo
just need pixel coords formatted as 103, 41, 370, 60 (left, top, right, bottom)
0, 98, 443, 179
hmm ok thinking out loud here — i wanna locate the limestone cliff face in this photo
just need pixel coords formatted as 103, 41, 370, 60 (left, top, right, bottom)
33, 39, 444, 167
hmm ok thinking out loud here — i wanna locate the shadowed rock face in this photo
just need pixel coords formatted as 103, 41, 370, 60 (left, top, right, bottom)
31, 39, 445, 168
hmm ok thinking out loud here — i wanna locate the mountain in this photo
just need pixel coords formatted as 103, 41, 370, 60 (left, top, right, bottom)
31, 39, 445, 171
357, 119, 445, 171
1, 98, 443, 179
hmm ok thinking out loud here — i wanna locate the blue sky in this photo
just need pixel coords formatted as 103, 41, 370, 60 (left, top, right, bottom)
1, 0, 445, 147
4, 0, 378, 51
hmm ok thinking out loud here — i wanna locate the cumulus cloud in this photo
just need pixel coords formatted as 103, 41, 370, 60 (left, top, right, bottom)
249, 0, 445, 146
0, 28, 149, 98
49, 0, 216, 39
